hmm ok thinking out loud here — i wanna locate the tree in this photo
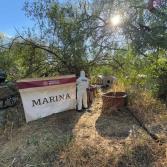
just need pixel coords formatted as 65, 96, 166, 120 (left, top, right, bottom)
122, 0, 167, 53
9, 42, 51, 79
9, 0, 123, 76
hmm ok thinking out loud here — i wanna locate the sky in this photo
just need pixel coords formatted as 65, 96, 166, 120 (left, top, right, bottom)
0, 0, 33, 37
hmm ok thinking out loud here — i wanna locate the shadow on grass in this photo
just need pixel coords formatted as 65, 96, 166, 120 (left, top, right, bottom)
95, 108, 139, 139
116, 145, 155, 167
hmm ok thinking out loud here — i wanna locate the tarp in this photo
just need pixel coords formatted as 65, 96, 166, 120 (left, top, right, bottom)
17, 75, 76, 122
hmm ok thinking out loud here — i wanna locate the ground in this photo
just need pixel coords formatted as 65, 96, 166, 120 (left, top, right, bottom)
0, 96, 167, 167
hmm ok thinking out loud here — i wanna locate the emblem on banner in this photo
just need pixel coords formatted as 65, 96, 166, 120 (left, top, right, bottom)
43, 81, 48, 86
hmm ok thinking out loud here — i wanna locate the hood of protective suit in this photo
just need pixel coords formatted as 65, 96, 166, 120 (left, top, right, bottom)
80, 71, 85, 78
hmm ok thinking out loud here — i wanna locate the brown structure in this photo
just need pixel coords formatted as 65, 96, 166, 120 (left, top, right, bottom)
102, 92, 127, 111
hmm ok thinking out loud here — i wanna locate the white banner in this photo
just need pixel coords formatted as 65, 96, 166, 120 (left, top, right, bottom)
17, 75, 76, 122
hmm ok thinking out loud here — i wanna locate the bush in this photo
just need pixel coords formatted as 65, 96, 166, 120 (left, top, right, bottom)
150, 58, 167, 102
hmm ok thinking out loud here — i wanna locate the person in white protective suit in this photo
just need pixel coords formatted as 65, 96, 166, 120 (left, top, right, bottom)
76, 71, 89, 112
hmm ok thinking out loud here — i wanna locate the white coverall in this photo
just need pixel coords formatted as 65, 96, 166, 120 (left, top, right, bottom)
76, 71, 89, 111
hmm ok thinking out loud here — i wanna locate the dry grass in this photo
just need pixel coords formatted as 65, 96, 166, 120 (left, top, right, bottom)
0, 90, 167, 166
128, 89, 167, 124
126, 87, 167, 144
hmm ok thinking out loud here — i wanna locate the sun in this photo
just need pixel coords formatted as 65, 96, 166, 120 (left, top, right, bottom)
111, 15, 121, 26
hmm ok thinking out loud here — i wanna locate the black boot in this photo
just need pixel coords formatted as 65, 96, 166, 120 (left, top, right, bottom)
77, 109, 83, 112
82, 107, 88, 111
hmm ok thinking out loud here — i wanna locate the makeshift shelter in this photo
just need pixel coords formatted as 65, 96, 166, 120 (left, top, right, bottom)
96, 75, 116, 88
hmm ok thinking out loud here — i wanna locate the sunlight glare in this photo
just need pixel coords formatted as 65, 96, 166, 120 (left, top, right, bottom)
111, 15, 121, 26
